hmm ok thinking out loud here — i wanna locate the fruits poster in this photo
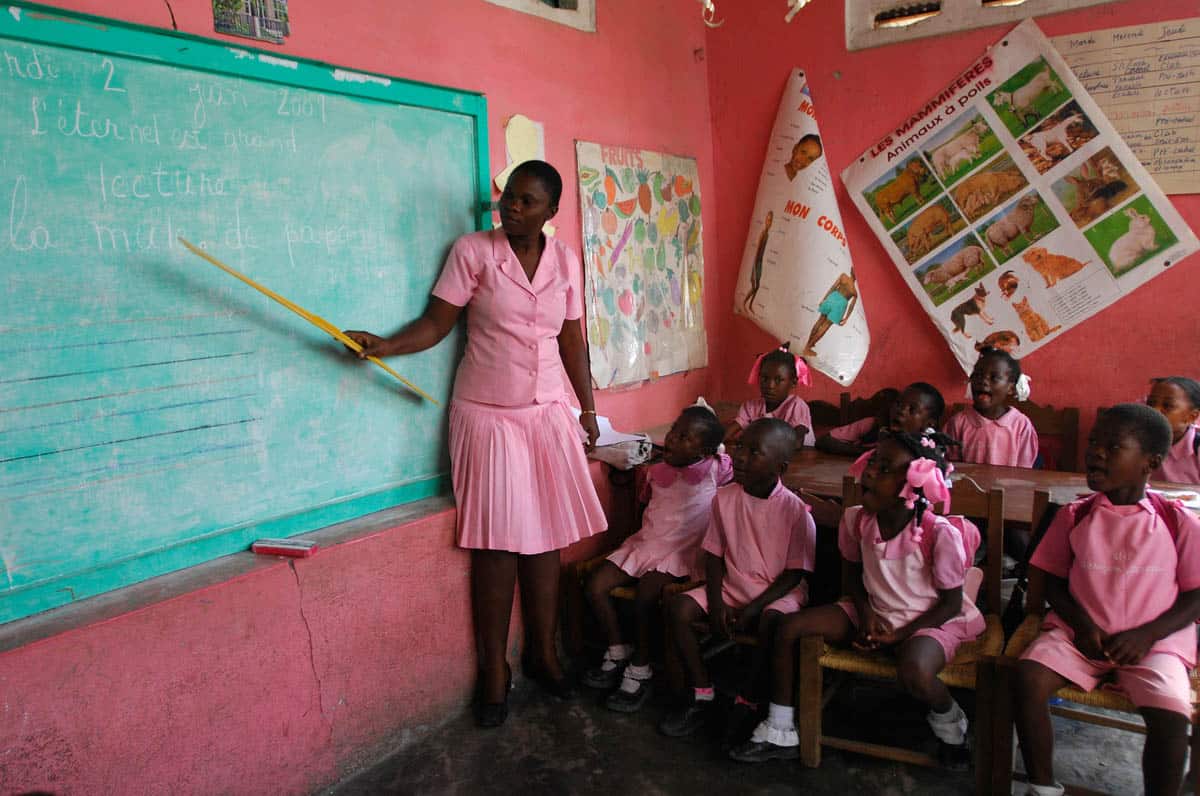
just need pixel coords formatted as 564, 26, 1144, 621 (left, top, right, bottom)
733, 68, 869, 387
576, 142, 707, 388
841, 19, 1198, 375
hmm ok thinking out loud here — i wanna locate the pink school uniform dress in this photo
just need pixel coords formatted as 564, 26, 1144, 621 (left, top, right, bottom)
829, 417, 879, 447
607, 454, 734, 579
736, 395, 816, 447
432, 229, 607, 554
836, 506, 985, 661
944, 406, 1038, 468
1153, 425, 1200, 485
681, 480, 816, 615
1022, 493, 1200, 717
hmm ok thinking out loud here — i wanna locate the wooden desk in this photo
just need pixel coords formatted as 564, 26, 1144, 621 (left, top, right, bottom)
642, 424, 1198, 522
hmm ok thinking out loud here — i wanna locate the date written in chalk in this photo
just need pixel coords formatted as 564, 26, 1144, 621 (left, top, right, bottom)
251, 538, 320, 558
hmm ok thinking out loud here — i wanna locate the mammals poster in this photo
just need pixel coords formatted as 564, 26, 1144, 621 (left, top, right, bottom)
841, 19, 1197, 374
733, 69, 868, 387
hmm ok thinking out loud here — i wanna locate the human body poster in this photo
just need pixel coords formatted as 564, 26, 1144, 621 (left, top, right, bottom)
733, 69, 869, 386
576, 142, 707, 388
842, 19, 1198, 375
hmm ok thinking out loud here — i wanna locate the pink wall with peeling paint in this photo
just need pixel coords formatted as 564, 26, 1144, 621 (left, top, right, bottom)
705, 0, 1200, 461
1, 0, 708, 791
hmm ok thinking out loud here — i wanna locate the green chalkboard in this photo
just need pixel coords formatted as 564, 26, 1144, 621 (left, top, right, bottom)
0, 3, 489, 623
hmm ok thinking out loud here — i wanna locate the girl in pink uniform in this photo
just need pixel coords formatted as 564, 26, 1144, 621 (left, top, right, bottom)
1146, 376, 1200, 485
345, 161, 606, 728
1014, 404, 1200, 796
727, 342, 815, 447
816, 383, 945, 457
660, 419, 817, 740
731, 428, 984, 764
945, 346, 1038, 468
583, 405, 732, 712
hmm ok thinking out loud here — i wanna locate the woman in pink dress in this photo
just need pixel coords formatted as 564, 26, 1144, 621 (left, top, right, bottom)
345, 161, 606, 728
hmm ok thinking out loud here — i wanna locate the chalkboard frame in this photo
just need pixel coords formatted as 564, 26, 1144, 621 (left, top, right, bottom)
0, 1, 490, 624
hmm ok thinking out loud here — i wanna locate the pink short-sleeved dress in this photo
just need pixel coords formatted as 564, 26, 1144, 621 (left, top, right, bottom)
944, 406, 1038, 468
1022, 493, 1200, 717
432, 229, 607, 554
829, 417, 879, 446
682, 480, 816, 615
607, 455, 733, 579
736, 395, 816, 447
1153, 425, 1200, 485
836, 506, 985, 662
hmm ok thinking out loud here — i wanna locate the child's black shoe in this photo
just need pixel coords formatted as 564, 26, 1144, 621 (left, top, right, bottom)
658, 699, 712, 737
720, 699, 761, 751
582, 659, 626, 690
936, 739, 971, 771
728, 738, 799, 763
605, 677, 652, 713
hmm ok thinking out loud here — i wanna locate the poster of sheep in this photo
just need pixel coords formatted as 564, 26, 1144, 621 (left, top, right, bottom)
732, 69, 869, 386
841, 19, 1198, 375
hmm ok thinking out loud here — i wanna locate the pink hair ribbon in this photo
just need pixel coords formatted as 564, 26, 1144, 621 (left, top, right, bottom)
746, 345, 811, 387
901, 457, 951, 514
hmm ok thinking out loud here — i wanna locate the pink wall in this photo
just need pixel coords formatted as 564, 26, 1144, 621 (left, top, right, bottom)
36, 0, 719, 433
2, 1, 709, 792
706, 0, 1200, 450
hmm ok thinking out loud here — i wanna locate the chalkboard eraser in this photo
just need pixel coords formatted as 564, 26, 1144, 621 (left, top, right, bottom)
251, 538, 320, 558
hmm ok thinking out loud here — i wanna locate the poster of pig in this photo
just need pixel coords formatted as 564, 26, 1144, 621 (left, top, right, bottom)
733, 69, 868, 386
841, 19, 1197, 375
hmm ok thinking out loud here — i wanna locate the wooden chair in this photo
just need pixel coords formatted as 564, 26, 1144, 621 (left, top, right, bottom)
945, 401, 1080, 472
796, 475, 1005, 793
808, 400, 843, 438
986, 489, 1200, 795
1015, 400, 1080, 472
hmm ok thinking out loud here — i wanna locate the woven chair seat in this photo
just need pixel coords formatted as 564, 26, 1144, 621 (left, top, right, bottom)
818, 614, 1003, 689
1004, 613, 1200, 710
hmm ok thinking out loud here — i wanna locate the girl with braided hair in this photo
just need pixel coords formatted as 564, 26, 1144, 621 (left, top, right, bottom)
730, 429, 985, 765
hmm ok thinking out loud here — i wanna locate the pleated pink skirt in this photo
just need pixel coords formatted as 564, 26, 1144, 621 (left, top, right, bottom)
449, 398, 607, 554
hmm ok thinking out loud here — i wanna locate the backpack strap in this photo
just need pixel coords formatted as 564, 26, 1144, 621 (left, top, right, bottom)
1145, 490, 1182, 540
1192, 429, 1200, 457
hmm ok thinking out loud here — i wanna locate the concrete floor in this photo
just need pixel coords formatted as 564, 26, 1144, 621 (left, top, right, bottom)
329, 674, 1152, 796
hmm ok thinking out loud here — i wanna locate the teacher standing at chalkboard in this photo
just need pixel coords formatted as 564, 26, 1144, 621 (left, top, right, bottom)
345, 160, 605, 728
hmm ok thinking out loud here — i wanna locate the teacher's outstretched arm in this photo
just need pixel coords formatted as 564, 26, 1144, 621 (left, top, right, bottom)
558, 318, 599, 452
344, 297, 463, 359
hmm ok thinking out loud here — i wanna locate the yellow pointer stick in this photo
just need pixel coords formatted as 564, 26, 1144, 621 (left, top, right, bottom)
177, 237, 440, 406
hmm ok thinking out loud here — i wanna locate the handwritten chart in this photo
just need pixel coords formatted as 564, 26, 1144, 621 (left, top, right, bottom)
1052, 18, 1200, 194
0, 6, 487, 623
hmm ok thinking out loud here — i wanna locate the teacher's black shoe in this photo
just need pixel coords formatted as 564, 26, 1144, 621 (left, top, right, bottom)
475, 700, 509, 728
523, 659, 579, 701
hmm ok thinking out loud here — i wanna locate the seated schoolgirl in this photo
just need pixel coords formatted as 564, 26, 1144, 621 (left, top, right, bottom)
1013, 404, 1200, 796
583, 405, 732, 712
726, 342, 815, 448
945, 346, 1038, 468
1146, 376, 1200, 485
816, 383, 945, 457
660, 419, 816, 739
730, 429, 983, 764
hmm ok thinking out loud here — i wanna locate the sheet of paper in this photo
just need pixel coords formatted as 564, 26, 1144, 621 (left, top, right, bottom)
1052, 18, 1200, 195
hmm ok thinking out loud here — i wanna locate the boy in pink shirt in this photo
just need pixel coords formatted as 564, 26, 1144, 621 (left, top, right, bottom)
945, 346, 1038, 468
1146, 376, 1200, 485
727, 343, 815, 447
1015, 404, 1200, 796
660, 418, 816, 739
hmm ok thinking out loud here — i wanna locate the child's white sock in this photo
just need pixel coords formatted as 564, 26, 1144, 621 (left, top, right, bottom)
1022, 783, 1064, 796
926, 699, 968, 745
601, 644, 633, 671
694, 686, 715, 702
618, 663, 652, 693
767, 702, 795, 730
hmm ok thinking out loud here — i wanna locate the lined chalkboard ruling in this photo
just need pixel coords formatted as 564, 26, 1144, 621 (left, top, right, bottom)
0, 2, 490, 623
177, 237, 439, 405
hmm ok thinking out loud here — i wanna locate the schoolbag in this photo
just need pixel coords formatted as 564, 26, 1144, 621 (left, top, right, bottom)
1001, 491, 1186, 636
